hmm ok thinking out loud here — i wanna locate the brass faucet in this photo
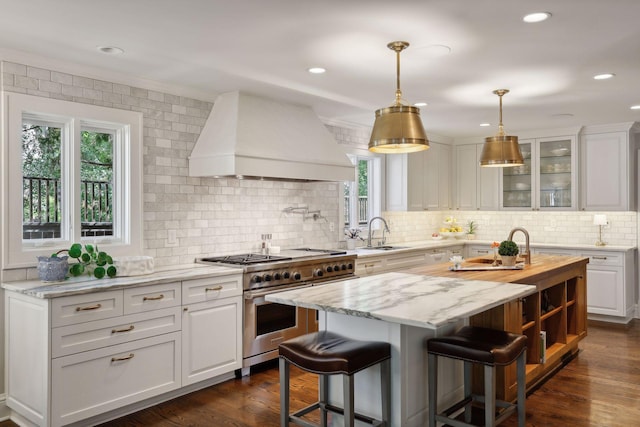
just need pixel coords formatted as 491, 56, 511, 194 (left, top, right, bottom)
507, 227, 531, 264
367, 216, 390, 247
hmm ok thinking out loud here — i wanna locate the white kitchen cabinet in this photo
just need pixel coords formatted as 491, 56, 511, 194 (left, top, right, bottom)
355, 245, 463, 276
455, 143, 500, 211
579, 123, 639, 211
181, 276, 242, 385
5, 273, 243, 427
465, 244, 493, 258
579, 250, 635, 322
386, 141, 452, 211
501, 136, 577, 211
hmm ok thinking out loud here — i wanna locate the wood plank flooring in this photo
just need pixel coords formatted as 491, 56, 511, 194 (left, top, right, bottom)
2, 320, 638, 426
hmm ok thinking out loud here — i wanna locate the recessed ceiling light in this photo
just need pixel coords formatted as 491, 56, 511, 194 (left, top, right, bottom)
479, 123, 491, 127
593, 73, 615, 80
523, 12, 551, 23
97, 46, 124, 55
307, 67, 326, 74
631, 105, 640, 110
414, 102, 428, 107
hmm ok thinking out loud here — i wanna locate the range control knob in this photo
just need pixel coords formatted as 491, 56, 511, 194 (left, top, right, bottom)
347, 263, 353, 270
326, 266, 334, 273
333, 265, 340, 272
283, 271, 291, 279
274, 272, 282, 280
263, 274, 272, 282
314, 269, 324, 277
341, 264, 347, 271
251, 275, 262, 283
292, 272, 301, 281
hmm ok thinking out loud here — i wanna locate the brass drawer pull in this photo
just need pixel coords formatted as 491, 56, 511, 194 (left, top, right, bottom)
143, 294, 164, 301
111, 353, 134, 362
75, 303, 102, 312
205, 286, 223, 292
111, 325, 135, 334
476, 250, 489, 254
592, 256, 607, 260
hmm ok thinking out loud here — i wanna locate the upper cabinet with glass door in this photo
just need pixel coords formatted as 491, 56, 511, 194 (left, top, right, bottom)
501, 136, 577, 210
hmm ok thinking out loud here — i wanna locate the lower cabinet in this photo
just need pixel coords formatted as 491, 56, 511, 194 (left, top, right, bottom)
5, 273, 242, 427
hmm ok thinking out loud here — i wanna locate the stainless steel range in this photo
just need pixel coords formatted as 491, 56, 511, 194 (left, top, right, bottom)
197, 249, 356, 375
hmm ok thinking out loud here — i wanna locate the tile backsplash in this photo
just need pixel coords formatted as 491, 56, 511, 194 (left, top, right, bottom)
383, 210, 638, 247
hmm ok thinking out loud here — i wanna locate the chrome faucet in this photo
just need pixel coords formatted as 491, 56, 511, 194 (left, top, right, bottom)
507, 227, 531, 264
367, 216, 391, 247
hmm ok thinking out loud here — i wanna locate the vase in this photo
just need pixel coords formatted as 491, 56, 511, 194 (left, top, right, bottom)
37, 255, 69, 282
501, 255, 517, 266
346, 239, 357, 250
466, 234, 476, 240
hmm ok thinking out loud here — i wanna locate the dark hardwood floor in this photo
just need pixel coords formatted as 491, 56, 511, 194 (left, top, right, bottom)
2, 320, 638, 426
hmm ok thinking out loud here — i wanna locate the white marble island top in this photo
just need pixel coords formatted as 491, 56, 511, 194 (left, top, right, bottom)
266, 271, 536, 330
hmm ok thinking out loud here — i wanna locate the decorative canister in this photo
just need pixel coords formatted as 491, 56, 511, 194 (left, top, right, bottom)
37, 256, 69, 282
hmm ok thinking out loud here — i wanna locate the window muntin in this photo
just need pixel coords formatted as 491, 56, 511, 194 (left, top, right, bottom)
4, 93, 142, 268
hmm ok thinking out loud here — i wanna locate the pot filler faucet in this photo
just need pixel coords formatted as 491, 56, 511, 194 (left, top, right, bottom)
367, 216, 391, 247
507, 227, 531, 264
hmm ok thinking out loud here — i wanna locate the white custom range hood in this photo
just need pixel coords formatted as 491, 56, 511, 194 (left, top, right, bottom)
189, 92, 355, 181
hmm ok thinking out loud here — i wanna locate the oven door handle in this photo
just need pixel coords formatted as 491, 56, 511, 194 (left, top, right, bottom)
244, 283, 313, 300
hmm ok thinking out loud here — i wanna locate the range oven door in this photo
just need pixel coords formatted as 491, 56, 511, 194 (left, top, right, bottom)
243, 284, 311, 368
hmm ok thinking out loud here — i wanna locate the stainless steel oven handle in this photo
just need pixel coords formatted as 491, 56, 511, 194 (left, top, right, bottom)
244, 283, 313, 300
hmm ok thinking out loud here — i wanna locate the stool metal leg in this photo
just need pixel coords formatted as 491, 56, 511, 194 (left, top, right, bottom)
463, 360, 472, 423
380, 358, 391, 426
319, 374, 328, 426
343, 374, 355, 427
484, 364, 496, 427
280, 358, 290, 427
517, 351, 526, 427
428, 353, 437, 427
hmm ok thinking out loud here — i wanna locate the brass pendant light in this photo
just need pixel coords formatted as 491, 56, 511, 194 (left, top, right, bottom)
369, 41, 429, 153
479, 89, 524, 167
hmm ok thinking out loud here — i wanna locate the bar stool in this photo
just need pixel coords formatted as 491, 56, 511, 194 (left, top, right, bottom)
279, 330, 391, 427
426, 326, 527, 427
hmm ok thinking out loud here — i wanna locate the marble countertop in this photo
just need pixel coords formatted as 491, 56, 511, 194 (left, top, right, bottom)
1, 263, 243, 298
350, 239, 637, 257
266, 271, 536, 330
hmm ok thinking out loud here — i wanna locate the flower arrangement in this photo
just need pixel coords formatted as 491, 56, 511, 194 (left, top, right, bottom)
344, 228, 364, 240
498, 240, 519, 256
491, 241, 500, 266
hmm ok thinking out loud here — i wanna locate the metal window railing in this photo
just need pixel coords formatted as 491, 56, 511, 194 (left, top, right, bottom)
344, 196, 368, 226
22, 177, 113, 239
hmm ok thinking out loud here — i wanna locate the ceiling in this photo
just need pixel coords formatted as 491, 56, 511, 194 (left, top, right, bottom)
2, 0, 640, 139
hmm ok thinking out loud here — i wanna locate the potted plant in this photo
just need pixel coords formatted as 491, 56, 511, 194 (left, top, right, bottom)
344, 228, 363, 250
466, 220, 478, 240
498, 240, 519, 266
61, 243, 117, 279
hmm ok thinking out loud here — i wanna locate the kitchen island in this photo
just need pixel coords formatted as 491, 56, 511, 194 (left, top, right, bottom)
266, 254, 588, 427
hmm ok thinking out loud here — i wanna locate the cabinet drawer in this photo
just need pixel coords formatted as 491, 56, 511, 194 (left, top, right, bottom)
51, 332, 181, 427
51, 307, 181, 358
386, 252, 428, 270
182, 274, 242, 304
355, 258, 384, 276
580, 251, 623, 267
51, 291, 123, 328
124, 282, 181, 314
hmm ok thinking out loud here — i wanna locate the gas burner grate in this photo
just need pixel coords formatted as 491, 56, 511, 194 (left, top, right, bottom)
200, 253, 293, 265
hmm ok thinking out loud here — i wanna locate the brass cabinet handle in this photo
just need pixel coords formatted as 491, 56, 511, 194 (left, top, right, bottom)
476, 250, 489, 254
143, 294, 164, 301
111, 325, 135, 334
111, 353, 134, 362
75, 303, 102, 312
205, 286, 223, 292
592, 256, 607, 260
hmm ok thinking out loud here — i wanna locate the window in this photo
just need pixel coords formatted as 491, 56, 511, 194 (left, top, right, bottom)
4, 93, 142, 267
343, 153, 381, 234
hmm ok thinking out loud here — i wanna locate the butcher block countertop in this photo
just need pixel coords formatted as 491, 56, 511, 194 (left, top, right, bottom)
404, 254, 590, 290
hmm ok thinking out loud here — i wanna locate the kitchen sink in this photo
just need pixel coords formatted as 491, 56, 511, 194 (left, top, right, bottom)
359, 246, 409, 251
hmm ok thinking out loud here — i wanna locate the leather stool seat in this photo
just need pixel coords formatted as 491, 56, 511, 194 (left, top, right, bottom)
279, 331, 391, 427
279, 330, 391, 375
427, 326, 527, 427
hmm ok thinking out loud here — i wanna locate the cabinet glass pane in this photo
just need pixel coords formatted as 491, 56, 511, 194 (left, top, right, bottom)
502, 142, 532, 208
538, 139, 572, 208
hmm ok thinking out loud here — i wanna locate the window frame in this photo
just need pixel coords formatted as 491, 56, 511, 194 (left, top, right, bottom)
3, 93, 143, 268
341, 149, 383, 239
